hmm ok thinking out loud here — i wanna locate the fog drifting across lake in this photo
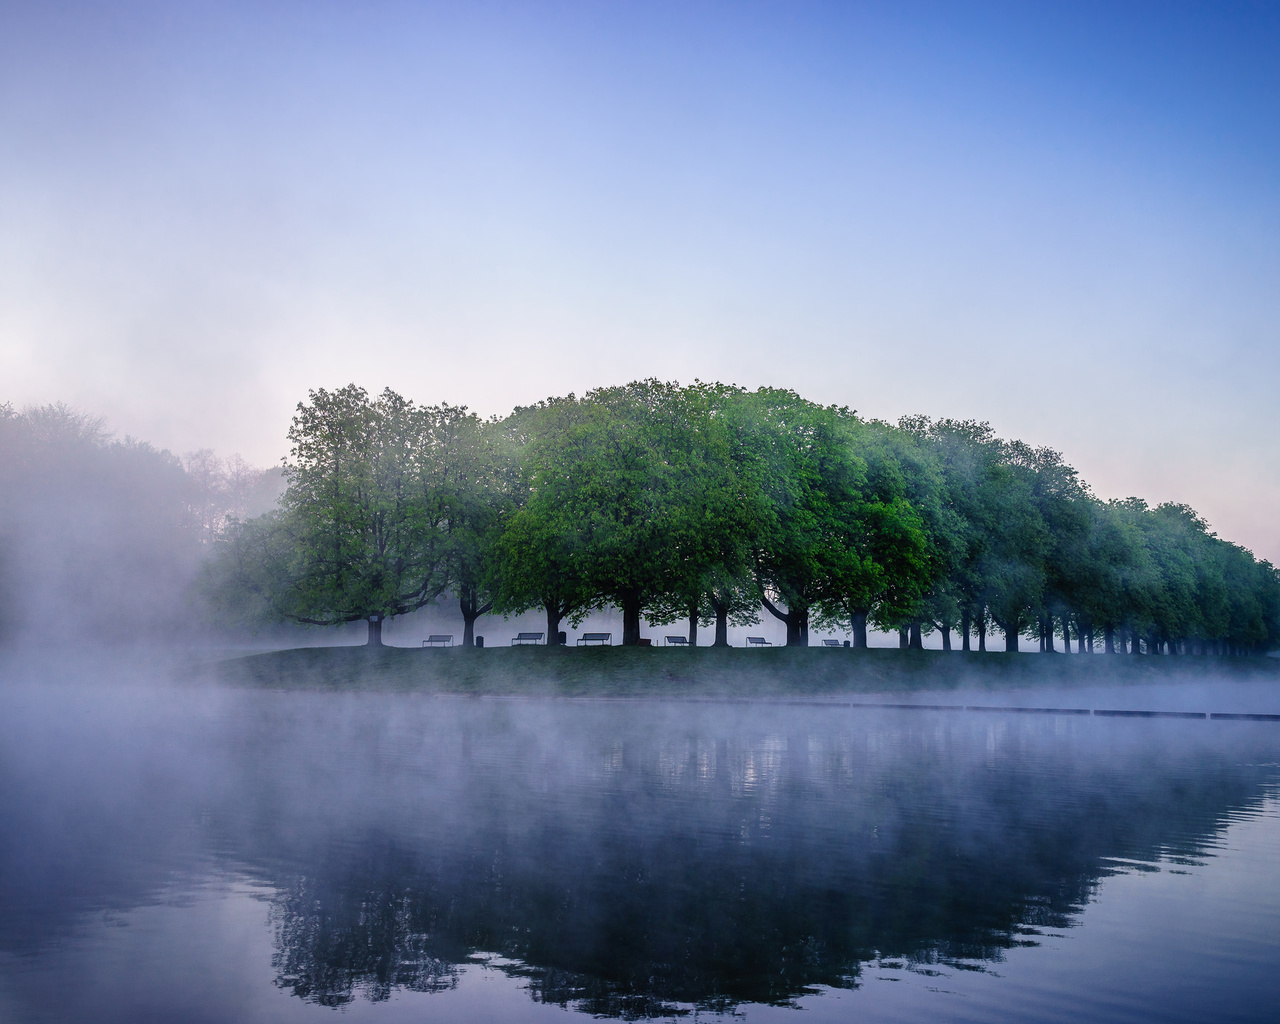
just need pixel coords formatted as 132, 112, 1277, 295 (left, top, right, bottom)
1, 662, 1278, 1022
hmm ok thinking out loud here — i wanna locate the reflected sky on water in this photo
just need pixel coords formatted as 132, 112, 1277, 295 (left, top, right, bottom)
1, 672, 1278, 1022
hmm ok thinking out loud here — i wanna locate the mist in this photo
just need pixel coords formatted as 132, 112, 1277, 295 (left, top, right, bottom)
0, 403, 281, 647
4, 3, 1280, 1020
1, 669, 1277, 1022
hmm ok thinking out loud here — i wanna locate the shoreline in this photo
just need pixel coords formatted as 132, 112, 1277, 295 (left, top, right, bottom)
211, 644, 1280, 697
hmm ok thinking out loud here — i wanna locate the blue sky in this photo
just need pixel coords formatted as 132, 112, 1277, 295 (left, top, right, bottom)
2, 0, 1278, 558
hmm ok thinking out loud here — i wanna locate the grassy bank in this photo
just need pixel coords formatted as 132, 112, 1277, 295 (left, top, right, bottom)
212, 644, 1280, 697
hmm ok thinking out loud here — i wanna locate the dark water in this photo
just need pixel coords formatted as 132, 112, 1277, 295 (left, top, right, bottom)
1, 672, 1278, 1022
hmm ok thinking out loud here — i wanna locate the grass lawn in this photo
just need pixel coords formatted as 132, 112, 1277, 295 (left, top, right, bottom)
212, 644, 1280, 697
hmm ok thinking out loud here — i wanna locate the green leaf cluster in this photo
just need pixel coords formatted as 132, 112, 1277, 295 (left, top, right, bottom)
208, 383, 1280, 654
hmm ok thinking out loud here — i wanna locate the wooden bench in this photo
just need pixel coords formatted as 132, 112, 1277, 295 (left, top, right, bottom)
822, 639, 843, 647
746, 636, 772, 647
664, 635, 689, 646
577, 632, 612, 646
422, 635, 453, 647
511, 632, 544, 645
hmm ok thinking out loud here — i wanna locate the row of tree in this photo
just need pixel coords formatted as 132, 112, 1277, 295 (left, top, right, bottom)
207, 381, 1280, 654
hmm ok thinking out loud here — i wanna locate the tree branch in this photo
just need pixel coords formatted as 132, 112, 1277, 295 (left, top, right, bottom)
760, 594, 789, 623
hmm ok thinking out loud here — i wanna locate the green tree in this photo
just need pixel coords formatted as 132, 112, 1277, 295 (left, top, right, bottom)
496, 382, 699, 645
903, 419, 1005, 651
490, 398, 595, 643
644, 383, 771, 646
427, 408, 515, 647
1017, 445, 1092, 653
742, 391, 876, 646
853, 418, 960, 649
210, 386, 448, 645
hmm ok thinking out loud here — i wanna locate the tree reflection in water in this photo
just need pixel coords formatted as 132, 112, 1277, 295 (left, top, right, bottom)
239, 701, 1275, 1016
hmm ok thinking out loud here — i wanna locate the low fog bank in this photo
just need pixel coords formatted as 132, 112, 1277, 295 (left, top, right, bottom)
880, 676, 1280, 715
0, 403, 283, 648
1, 674, 1277, 1016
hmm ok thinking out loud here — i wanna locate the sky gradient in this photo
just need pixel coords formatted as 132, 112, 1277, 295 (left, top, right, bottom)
2, 1, 1278, 559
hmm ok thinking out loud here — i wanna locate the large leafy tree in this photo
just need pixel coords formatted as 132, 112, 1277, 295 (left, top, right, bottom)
426, 407, 515, 647
1017, 445, 1092, 652
976, 449, 1049, 652
1072, 499, 1150, 653
742, 391, 869, 646
210, 386, 449, 645
643, 383, 771, 646
495, 382, 702, 645
852, 418, 957, 649
490, 398, 595, 643
907, 419, 1004, 651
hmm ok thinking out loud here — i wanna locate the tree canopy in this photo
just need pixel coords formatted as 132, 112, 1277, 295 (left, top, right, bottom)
208, 381, 1280, 654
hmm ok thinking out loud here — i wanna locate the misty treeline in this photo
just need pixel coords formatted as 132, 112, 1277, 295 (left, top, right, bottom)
206, 380, 1280, 655
0, 403, 281, 644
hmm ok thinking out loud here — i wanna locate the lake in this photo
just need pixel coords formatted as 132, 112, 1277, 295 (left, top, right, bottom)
1, 665, 1278, 1022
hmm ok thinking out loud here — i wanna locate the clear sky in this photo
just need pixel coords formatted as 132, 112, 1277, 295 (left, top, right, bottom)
2, 1, 1278, 559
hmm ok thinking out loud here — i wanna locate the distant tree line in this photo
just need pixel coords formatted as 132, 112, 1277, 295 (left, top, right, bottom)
0, 402, 281, 645
206, 381, 1280, 654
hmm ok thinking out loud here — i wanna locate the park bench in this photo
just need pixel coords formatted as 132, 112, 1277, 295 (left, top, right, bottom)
422, 635, 453, 647
822, 639, 842, 647
664, 635, 689, 646
746, 636, 772, 647
511, 631, 544, 645
577, 632, 612, 646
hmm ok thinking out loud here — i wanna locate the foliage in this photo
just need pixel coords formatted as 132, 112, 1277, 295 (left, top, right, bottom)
202, 383, 1280, 654
209, 386, 451, 644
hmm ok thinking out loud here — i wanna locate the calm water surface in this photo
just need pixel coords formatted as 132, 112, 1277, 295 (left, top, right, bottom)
1, 668, 1278, 1022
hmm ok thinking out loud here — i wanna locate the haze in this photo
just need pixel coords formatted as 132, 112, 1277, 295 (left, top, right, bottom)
1, 1, 1278, 561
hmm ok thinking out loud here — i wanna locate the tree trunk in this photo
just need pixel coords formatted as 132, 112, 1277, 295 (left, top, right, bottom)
688, 599, 699, 648
367, 616, 383, 647
909, 622, 923, 650
940, 625, 952, 651
1005, 622, 1019, 653
712, 598, 729, 647
961, 610, 971, 652
460, 589, 493, 648
978, 616, 987, 652
899, 626, 909, 650
621, 592, 642, 646
762, 594, 807, 646
1104, 626, 1115, 654
1044, 617, 1056, 653
850, 610, 869, 649
791, 612, 807, 646
1086, 627, 1094, 654
546, 604, 562, 645
1063, 614, 1074, 653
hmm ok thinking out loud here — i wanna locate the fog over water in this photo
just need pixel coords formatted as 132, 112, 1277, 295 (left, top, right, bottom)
1, 663, 1278, 1022
3, 6, 1280, 1020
